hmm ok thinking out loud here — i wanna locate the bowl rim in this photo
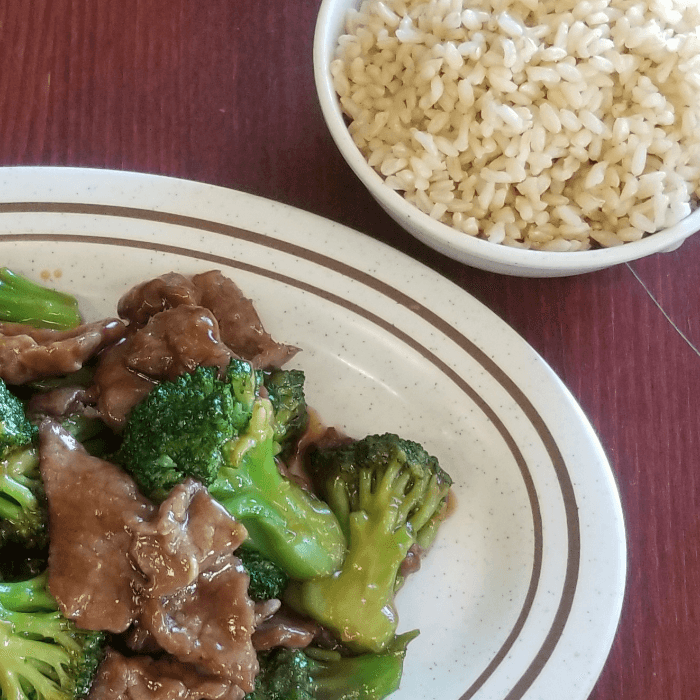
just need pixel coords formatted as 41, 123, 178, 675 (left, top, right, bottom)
312, 0, 700, 272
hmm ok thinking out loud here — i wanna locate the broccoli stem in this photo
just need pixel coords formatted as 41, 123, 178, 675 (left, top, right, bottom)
211, 399, 346, 581
0, 267, 81, 330
287, 506, 413, 653
245, 636, 416, 700
0, 572, 58, 612
309, 631, 418, 700
0, 447, 45, 545
0, 475, 34, 520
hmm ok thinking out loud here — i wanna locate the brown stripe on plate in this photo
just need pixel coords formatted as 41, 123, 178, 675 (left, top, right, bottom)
0, 203, 580, 699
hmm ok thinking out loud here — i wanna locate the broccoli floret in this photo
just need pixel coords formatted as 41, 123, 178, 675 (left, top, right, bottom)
286, 434, 452, 653
0, 380, 46, 550
244, 648, 314, 700
210, 397, 346, 580
117, 360, 259, 501
0, 571, 107, 700
0, 268, 82, 330
237, 547, 289, 601
0, 446, 45, 549
0, 380, 37, 459
245, 633, 417, 700
118, 360, 345, 580
263, 369, 309, 458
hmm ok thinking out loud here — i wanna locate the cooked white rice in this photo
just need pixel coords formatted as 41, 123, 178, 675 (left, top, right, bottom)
331, 0, 700, 250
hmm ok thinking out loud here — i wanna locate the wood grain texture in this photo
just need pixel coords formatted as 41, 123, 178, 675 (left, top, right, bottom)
0, 1, 698, 698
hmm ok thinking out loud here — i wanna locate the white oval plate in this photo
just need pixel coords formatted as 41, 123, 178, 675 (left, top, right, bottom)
0, 167, 625, 700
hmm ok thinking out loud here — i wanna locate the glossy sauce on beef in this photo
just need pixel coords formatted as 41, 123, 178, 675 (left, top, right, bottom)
89, 649, 247, 700
116, 270, 299, 369
129, 480, 257, 690
0, 318, 126, 385
39, 420, 259, 695
39, 420, 154, 633
93, 306, 234, 430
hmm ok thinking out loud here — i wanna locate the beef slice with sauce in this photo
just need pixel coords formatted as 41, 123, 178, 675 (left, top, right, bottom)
40, 425, 259, 694
117, 272, 201, 328
190, 270, 299, 368
130, 479, 248, 595
116, 270, 298, 368
251, 604, 321, 651
0, 318, 127, 385
138, 557, 257, 689
89, 649, 247, 700
131, 480, 258, 690
39, 419, 155, 633
92, 269, 301, 430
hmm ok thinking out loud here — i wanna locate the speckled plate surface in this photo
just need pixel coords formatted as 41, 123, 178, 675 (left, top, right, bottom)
0, 167, 625, 700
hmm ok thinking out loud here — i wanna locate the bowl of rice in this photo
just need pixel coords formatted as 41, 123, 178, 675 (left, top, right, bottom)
314, 0, 700, 276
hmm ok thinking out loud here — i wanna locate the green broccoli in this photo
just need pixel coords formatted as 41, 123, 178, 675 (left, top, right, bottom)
245, 632, 417, 700
0, 571, 106, 700
308, 631, 418, 700
0, 268, 82, 330
118, 360, 346, 580
210, 397, 346, 580
237, 547, 290, 601
26, 366, 95, 394
286, 434, 452, 653
57, 415, 104, 444
0, 380, 46, 550
0, 380, 37, 457
244, 648, 314, 700
263, 369, 309, 458
117, 360, 259, 502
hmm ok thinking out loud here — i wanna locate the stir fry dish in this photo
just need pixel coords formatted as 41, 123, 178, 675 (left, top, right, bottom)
0, 267, 454, 700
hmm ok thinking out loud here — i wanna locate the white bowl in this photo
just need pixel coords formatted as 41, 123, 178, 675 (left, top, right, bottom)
313, 0, 700, 277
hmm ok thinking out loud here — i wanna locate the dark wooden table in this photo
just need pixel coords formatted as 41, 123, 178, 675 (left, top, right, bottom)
1, 1, 698, 698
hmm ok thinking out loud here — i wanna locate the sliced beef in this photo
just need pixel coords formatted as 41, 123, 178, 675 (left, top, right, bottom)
129, 479, 248, 596
90, 336, 158, 430
253, 599, 282, 625
131, 480, 257, 690
138, 557, 257, 689
115, 270, 298, 368
91, 269, 301, 428
38, 420, 154, 633
92, 306, 234, 430
117, 272, 200, 327
191, 270, 298, 368
399, 543, 425, 580
40, 431, 259, 690
0, 319, 126, 385
121, 305, 235, 379
89, 649, 246, 700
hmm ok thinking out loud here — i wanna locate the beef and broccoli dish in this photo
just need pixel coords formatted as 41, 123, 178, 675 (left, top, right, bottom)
0, 267, 454, 700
